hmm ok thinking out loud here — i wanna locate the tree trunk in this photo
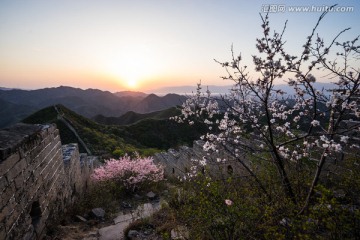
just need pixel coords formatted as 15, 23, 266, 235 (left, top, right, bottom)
299, 109, 335, 215
299, 152, 327, 214
277, 158, 297, 203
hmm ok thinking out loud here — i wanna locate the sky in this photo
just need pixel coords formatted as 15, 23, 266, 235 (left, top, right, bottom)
0, 0, 359, 92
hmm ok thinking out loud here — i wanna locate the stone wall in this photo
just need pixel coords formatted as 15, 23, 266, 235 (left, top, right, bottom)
62, 144, 94, 203
153, 140, 249, 180
0, 124, 94, 240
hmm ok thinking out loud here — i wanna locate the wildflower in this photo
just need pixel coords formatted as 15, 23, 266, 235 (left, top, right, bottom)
225, 199, 233, 206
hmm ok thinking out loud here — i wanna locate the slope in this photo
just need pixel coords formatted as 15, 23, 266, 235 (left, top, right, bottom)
0, 98, 37, 128
93, 107, 181, 125
22, 104, 206, 157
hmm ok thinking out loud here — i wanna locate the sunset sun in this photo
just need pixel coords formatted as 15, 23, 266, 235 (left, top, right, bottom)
103, 45, 161, 90
127, 79, 138, 88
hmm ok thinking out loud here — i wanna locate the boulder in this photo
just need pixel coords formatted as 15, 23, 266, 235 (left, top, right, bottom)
127, 230, 140, 239
121, 201, 132, 209
146, 191, 157, 200
171, 226, 189, 240
91, 208, 105, 219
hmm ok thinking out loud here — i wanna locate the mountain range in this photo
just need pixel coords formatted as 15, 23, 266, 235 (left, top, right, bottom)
21, 104, 205, 156
0, 82, 336, 128
0, 86, 187, 128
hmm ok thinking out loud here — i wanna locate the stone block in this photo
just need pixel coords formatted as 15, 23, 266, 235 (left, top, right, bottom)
14, 173, 24, 189
14, 186, 26, 203
0, 176, 8, 192
1, 183, 15, 206
28, 148, 42, 165
29, 144, 44, 163
17, 195, 28, 210
22, 167, 33, 184
29, 178, 43, 196
6, 158, 27, 180
0, 223, 5, 240
4, 206, 20, 232
32, 165, 43, 180
18, 148, 26, 159
0, 204, 11, 222
41, 207, 50, 223
0, 153, 20, 176
24, 214, 32, 226
0, 223, 6, 239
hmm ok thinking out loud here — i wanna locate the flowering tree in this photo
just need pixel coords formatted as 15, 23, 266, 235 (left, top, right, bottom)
91, 155, 164, 191
175, 8, 360, 213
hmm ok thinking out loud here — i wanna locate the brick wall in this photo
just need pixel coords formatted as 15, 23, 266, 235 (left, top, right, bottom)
0, 124, 94, 240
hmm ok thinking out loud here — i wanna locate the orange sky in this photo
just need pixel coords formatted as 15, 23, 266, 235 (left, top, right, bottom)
0, 0, 359, 92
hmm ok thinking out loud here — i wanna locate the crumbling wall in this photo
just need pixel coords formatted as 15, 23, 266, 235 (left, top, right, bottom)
62, 144, 95, 202
153, 140, 249, 179
0, 123, 94, 240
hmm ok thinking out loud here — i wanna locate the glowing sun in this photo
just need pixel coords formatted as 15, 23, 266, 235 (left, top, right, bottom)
127, 79, 137, 88
103, 44, 161, 90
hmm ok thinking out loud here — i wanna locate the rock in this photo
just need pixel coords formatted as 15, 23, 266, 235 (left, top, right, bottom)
171, 226, 189, 240
114, 212, 134, 224
99, 222, 128, 240
134, 194, 142, 200
122, 201, 132, 209
127, 230, 140, 239
87, 230, 99, 236
75, 215, 87, 222
91, 208, 105, 219
146, 191, 157, 200
279, 217, 291, 227
143, 228, 153, 236
137, 203, 160, 219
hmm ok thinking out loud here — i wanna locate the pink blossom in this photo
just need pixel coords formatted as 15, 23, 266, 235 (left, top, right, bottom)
91, 155, 164, 190
225, 199, 233, 206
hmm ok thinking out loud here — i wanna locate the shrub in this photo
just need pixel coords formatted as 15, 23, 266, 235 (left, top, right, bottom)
91, 154, 164, 191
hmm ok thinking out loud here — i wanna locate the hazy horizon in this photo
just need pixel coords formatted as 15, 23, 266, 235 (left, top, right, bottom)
1, 0, 359, 92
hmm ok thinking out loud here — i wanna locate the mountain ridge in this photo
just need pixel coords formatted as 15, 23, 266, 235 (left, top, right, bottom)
22, 104, 206, 156
0, 86, 187, 128
93, 107, 181, 126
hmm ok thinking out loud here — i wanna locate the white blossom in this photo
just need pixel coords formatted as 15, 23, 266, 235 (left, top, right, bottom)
340, 136, 349, 143
311, 120, 320, 126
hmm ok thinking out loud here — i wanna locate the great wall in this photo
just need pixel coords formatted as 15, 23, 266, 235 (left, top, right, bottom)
0, 123, 96, 240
